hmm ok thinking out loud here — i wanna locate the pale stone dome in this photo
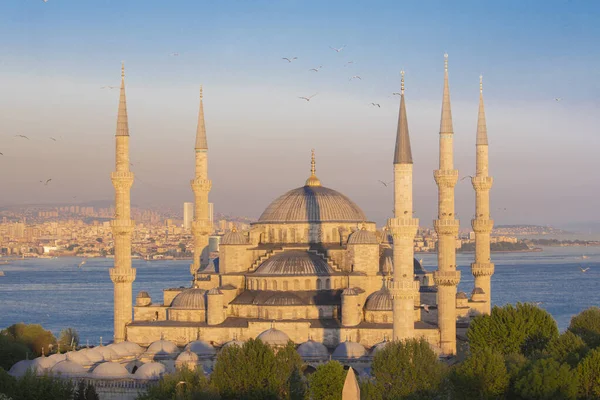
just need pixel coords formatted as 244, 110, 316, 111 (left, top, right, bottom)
185, 340, 216, 357
370, 340, 390, 355
65, 351, 92, 366
136, 291, 151, 306
364, 287, 392, 311
332, 341, 367, 360
297, 340, 329, 358
79, 348, 104, 363
176, 349, 199, 363
171, 288, 206, 309
221, 230, 247, 245
95, 345, 119, 361
107, 343, 132, 357
264, 292, 304, 306
9, 359, 32, 377
146, 339, 180, 358
51, 359, 86, 377
254, 251, 334, 276
456, 292, 468, 300
135, 362, 166, 380
258, 185, 367, 224
137, 291, 151, 299
30, 356, 57, 374
257, 328, 290, 346
348, 228, 378, 245
122, 341, 144, 355
91, 361, 130, 378
222, 339, 244, 349
48, 353, 67, 363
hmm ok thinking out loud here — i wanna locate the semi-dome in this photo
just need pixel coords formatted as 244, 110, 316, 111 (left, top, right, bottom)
258, 185, 367, 224
30, 355, 57, 374
135, 362, 166, 380
264, 292, 304, 306
348, 228, 378, 245
332, 341, 367, 360
185, 340, 216, 357
342, 287, 359, 296
365, 287, 392, 311
146, 339, 180, 358
9, 359, 33, 377
221, 229, 247, 245
254, 251, 334, 276
297, 340, 329, 358
91, 361, 130, 378
257, 328, 290, 346
171, 288, 206, 309
136, 291, 150, 299
51, 359, 86, 377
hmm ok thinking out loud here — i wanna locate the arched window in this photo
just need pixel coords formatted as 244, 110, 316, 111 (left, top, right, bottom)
273, 280, 278, 291
317, 279, 322, 290
294, 280, 300, 290
283, 281, 289, 290
326, 278, 331, 289
305, 279, 310, 290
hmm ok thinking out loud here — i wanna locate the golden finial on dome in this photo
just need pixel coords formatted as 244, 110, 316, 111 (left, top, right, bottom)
231, 225, 237, 233
305, 148, 322, 187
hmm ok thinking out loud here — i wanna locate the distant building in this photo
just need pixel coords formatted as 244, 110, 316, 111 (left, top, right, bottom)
183, 202, 194, 230
208, 202, 214, 230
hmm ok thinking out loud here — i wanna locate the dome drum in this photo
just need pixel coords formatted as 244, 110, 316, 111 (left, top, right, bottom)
253, 250, 336, 276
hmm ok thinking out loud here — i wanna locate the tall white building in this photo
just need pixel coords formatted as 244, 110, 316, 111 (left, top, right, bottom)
208, 202, 214, 231
183, 202, 194, 230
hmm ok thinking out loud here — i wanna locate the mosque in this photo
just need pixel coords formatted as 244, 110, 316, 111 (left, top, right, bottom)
10, 55, 495, 395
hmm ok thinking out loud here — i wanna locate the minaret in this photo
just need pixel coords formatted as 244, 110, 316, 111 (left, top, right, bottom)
109, 63, 136, 343
433, 54, 461, 355
388, 71, 419, 341
471, 76, 494, 314
190, 86, 212, 278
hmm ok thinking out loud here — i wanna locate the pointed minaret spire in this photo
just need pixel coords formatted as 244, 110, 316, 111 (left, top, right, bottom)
476, 75, 488, 145
440, 53, 454, 135
393, 70, 413, 164
116, 62, 129, 137
195, 85, 208, 150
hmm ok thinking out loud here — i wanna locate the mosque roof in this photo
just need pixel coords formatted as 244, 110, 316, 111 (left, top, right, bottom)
185, 340, 217, 356
64, 351, 92, 366
221, 229, 247, 245
370, 339, 390, 355
30, 356, 57, 374
9, 359, 33, 377
171, 288, 206, 309
380, 249, 426, 274
297, 340, 329, 358
257, 328, 290, 346
91, 361, 130, 378
231, 290, 342, 306
253, 250, 335, 276
136, 291, 151, 299
135, 362, 167, 380
95, 345, 119, 361
146, 339, 180, 358
79, 348, 104, 363
51, 359, 86, 377
332, 341, 367, 360
264, 292, 304, 306
456, 292, 468, 299
364, 287, 393, 311
176, 349, 199, 363
348, 228, 378, 245
222, 339, 244, 349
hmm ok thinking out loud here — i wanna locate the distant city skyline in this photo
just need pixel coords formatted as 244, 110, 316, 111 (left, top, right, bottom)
0, 0, 599, 227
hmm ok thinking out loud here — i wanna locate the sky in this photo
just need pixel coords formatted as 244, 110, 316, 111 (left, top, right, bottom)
0, 0, 599, 228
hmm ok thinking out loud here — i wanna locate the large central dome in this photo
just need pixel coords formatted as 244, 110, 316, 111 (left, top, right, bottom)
258, 185, 367, 224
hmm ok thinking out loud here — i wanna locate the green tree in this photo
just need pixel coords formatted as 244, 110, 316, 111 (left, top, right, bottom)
371, 338, 447, 400
307, 361, 346, 400
568, 307, 600, 349
467, 303, 558, 357
359, 379, 382, 400
137, 366, 219, 400
74, 379, 100, 400
58, 328, 80, 350
1, 323, 56, 357
3, 369, 75, 400
450, 347, 509, 400
576, 348, 600, 399
274, 342, 304, 399
288, 367, 308, 400
0, 334, 31, 371
513, 358, 578, 400
545, 331, 588, 367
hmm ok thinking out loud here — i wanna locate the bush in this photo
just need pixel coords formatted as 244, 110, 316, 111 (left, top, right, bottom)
371, 338, 447, 399
58, 328, 80, 351
568, 307, 600, 349
2, 369, 75, 400
307, 361, 346, 400
450, 347, 509, 400
1, 323, 56, 356
468, 303, 559, 357
576, 348, 600, 399
137, 366, 218, 400
0, 335, 30, 371
545, 331, 588, 367
513, 358, 578, 400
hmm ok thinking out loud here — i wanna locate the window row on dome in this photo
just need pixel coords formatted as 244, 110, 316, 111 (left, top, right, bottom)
230, 305, 338, 320
247, 277, 345, 291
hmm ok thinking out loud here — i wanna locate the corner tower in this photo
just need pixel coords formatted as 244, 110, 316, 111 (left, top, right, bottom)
109, 63, 136, 343
388, 71, 419, 340
190, 86, 212, 279
433, 54, 461, 355
471, 76, 494, 314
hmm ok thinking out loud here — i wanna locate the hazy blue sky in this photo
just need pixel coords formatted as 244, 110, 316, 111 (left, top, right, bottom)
0, 0, 599, 227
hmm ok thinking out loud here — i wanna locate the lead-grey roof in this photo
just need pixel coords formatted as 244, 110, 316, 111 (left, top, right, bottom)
264, 292, 304, 306
170, 288, 206, 309
364, 287, 392, 311
348, 229, 378, 245
257, 185, 367, 224
231, 289, 342, 306
393, 93, 413, 164
253, 250, 335, 276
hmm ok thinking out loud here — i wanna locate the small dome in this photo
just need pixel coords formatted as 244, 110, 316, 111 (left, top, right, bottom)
342, 288, 359, 296
221, 230, 247, 245
91, 361, 130, 378
207, 287, 223, 295
297, 340, 329, 358
146, 339, 180, 359
30, 356, 57, 374
370, 340, 389, 355
79, 348, 104, 363
456, 292, 468, 300
171, 288, 206, 309
48, 353, 67, 363
264, 292, 304, 306
176, 349, 199, 363
254, 251, 334, 276
65, 351, 92, 366
122, 341, 144, 355
51, 360, 86, 377
185, 340, 216, 357
332, 341, 367, 360
348, 228, 378, 245
135, 362, 167, 380
95, 345, 119, 361
9, 359, 33, 377
107, 343, 131, 357
365, 288, 392, 311
257, 328, 290, 347
136, 291, 151, 299
222, 339, 244, 349
472, 287, 485, 295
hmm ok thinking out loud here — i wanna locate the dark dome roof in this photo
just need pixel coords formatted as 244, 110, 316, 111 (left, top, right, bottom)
364, 288, 392, 311
171, 288, 206, 309
258, 185, 367, 224
254, 250, 334, 276
264, 292, 304, 306
221, 230, 247, 245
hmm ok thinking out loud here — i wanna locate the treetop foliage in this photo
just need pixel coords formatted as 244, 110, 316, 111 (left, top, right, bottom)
568, 306, 600, 349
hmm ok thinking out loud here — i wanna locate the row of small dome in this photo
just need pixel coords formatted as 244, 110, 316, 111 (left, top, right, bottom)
221, 226, 380, 246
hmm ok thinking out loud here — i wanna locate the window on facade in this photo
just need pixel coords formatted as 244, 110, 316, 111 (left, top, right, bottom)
317, 279, 322, 290
326, 278, 331, 289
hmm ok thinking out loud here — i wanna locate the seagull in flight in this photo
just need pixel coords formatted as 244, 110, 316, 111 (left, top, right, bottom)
580, 266, 590, 273
460, 175, 474, 181
309, 66, 323, 72
101, 86, 118, 90
329, 45, 346, 53
370, 103, 381, 108
170, 52, 180, 57
49, 137, 57, 141
392, 92, 401, 96
344, 61, 355, 67
282, 57, 298, 63
0, 152, 3, 156
41, 179, 52, 185
555, 97, 562, 102
531, 301, 543, 306
298, 93, 318, 102
15, 134, 29, 140
419, 304, 431, 313
378, 180, 393, 187
78, 260, 86, 268
349, 75, 361, 81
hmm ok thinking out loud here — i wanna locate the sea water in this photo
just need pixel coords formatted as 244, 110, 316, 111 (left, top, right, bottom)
0, 246, 598, 345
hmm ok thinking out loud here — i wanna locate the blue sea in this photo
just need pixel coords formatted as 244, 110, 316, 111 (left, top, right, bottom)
0, 246, 598, 345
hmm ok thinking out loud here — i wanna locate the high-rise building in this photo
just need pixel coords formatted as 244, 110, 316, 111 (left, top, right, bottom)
208, 202, 214, 231
183, 202, 194, 230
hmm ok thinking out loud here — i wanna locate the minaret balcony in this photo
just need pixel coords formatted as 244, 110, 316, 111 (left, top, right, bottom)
471, 219, 494, 233
433, 270, 461, 287
110, 219, 135, 235
434, 169, 459, 188
109, 268, 136, 283
190, 178, 212, 191
471, 176, 493, 191
111, 171, 134, 189
471, 262, 495, 277
434, 220, 460, 235
387, 218, 419, 238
